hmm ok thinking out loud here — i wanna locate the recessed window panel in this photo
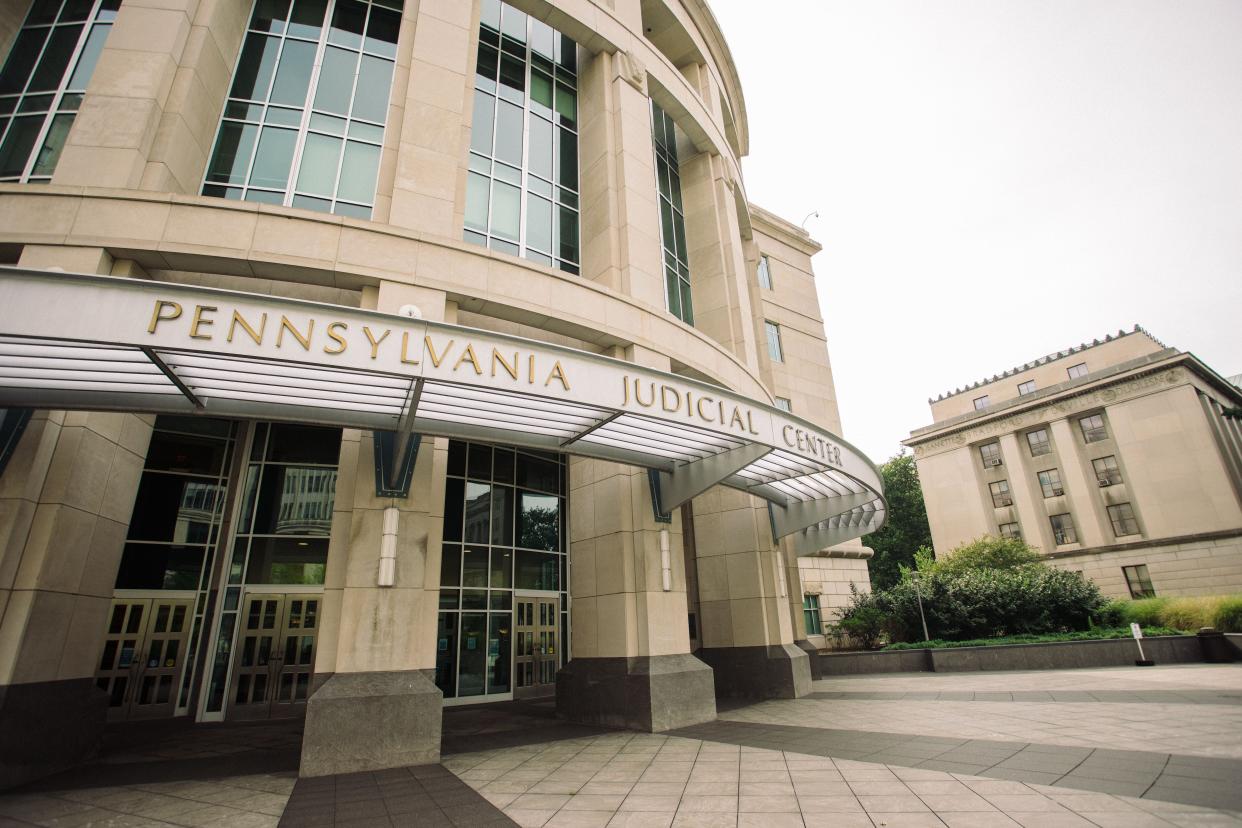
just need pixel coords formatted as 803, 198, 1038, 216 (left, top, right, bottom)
491, 180, 520, 240
30, 26, 83, 92
289, 0, 329, 37
244, 537, 328, 584
527, 193, 551, 252
250, 0, 292, 33
336, 140, 379, 203
518, 492, 558, 551
464, 3, 578, 271
270, 39, 316, 106
206, 0, 399, 211
352, 55, 392, 122
0, 0, 120, 182
296, 132, 342, 195
34, 113, 76, 176
328, 0, 366, 49
364, 4, 400, 57
67, 23, 109, 89
652, 102, 692, 323
231, 33, 281, 100
250, 126, 297, 188
207, 122, 259, 184
529, 116, 552, 180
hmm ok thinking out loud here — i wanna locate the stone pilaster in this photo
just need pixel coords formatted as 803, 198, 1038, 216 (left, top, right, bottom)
301, 282, 449, 776
691, 486, 810, 699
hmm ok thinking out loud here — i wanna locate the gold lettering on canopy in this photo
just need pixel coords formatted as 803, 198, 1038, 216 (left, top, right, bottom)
325, 322, 348, 355
148, 300, 181, 333
228, 310, 266, 345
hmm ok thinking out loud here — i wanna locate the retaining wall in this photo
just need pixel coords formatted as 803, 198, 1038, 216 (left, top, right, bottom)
819, 633, 1240, 676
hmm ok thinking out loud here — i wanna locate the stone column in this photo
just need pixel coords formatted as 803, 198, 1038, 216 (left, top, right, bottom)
678, 151, 759, 372
997, 433, 1053, 551
781, 539, 822, 679
386, 1, 474, 236
1048, 419, 1109, 547
577, 49, 666, 308
52, 0, 240, 189
692, 487, 810, 699
557, 348, 715, 731
300, 282, 449, 777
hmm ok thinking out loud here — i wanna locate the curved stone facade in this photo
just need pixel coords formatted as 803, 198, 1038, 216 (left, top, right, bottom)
0, 0, 878, 782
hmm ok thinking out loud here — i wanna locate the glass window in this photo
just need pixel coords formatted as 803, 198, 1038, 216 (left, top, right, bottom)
1017, 380, 1036, 396
989, 480, 1012, 508
802, 594, 822, 635
999, 522, 1021, 539
1122, 563, 1155, 599
652, 101, 691, 323
764, 320, 784, 363
235, 423, 341, 586
1037, 468, 1064, 498
1080, 414, 1107, 443
1026, 428, 1051, 457
0, 0, 119, 182
774, 397, 792, 412
1067, 363, 1088, 380
463, 1, 579, 274
757, 255, 773, 290
1093, 455, 1122, 486
1050, 513, 1077, 545
973, 395, 990, 411
978, 442, 1002, 468
203, 0, 400, 217
438, 439, 567, 700
1108, 502, 1139, 537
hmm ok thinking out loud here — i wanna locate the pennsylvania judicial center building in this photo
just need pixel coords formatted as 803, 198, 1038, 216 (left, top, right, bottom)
0, 0, 885, 785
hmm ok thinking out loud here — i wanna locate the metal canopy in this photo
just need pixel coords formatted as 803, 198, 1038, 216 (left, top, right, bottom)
0, 269, 886, 552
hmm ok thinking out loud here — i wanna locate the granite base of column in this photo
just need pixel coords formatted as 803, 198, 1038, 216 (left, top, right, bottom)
556, 653, 716, 732
300, 669, 442, 777
696, 643, 812, 699
0, 678, 107, 789
794, 639, 824, 680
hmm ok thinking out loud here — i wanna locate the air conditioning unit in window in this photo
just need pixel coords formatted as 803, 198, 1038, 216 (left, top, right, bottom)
1098, 478, 1111, 487
1052, 487, 1064, 497
985, 458, 1003, 467
997, 497, 1013, 507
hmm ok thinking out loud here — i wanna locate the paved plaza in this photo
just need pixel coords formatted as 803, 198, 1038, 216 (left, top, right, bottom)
0, 664, 1239, 827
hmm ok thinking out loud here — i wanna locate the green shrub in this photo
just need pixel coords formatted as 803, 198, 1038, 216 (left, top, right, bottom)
1211, 596, 1242, 633
1122, 597, 1168, 627
932, 535, 1041, 575
836, 584, 888, 649
882, 626, 1185, 650
1093, 600, 1126, 628
1160, 597, 1218, 631
878, 565, 1106, 643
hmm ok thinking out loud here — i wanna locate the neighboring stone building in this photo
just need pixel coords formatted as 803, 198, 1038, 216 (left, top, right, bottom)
905, 326, 1242, 600
0, 0, 882, 786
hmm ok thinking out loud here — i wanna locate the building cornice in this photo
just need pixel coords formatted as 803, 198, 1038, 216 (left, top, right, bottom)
931, 325, 1165, 403
749, 203, 823, 256
1041, 527, 1242, 561
903, 351, 1241, 457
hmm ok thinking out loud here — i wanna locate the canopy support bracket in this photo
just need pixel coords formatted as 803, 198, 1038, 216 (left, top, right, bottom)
656, 443, 771, 514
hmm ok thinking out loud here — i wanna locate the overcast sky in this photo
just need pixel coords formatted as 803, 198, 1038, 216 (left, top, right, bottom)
708, 0, 1242, 464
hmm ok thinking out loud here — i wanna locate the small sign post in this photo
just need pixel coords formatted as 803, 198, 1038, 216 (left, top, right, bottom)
1132, 622, 1154, 666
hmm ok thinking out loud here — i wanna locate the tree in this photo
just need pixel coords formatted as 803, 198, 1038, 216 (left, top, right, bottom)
862, 450, 932, 590
928, 535, 1040, 575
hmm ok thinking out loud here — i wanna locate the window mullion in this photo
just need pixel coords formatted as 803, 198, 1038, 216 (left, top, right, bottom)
286, 2, 334, 208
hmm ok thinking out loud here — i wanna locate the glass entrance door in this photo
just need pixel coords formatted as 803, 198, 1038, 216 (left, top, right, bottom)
225, 593, 319, 720
513, 595, 558, 699
96, 597, 194, 721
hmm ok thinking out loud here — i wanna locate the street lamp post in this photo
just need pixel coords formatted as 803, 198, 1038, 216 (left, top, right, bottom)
913, 573, 931, 642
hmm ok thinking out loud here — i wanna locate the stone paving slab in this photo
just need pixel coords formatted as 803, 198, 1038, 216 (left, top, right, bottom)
667, 720, 1242, 811
278, 764, 516, 827
809, 689, 1242, 705
444, 732, 1242, 828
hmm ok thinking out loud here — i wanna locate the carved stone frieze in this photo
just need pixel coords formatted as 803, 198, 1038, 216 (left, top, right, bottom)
912, 368, 1186, 457
615, 51, 647, 94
